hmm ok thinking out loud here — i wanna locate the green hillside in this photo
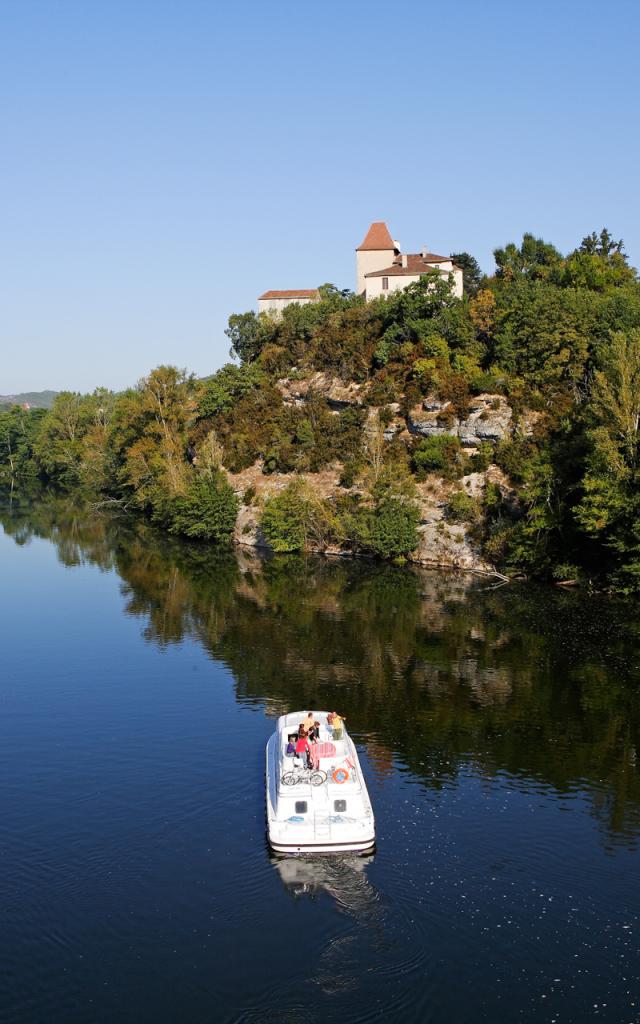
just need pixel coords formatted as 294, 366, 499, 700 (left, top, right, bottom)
2, 228, 640, 590
0, 391, 58, 410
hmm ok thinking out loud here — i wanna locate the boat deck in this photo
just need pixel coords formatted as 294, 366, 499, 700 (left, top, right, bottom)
278, 712, 357, 785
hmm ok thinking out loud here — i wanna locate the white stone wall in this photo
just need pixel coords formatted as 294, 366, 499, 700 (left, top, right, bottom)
356, 248, 396, 296
365, 265, 463, 301
258, 296, 316, 318
365, 274, 422, 300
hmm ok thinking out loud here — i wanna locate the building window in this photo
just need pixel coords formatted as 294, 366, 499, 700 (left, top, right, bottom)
382, 277, 389, 290
295, 801, 308, 814
334, 800, 347, 812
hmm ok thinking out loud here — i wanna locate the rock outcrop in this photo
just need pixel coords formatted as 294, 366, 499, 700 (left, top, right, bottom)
276, 373, 365, 411
223, 380, 518, 578
228, 460, 498, 575
408, 393, 512, 447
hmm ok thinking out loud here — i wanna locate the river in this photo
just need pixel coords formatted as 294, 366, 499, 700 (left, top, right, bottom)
1, 492, 640, 1024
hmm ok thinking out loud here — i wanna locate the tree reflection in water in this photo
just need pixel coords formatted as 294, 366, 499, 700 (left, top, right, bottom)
3, 488, 640, 847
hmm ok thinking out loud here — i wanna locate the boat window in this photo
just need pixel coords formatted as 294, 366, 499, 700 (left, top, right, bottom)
295, 801, 308, 814
334, 799, 346, 812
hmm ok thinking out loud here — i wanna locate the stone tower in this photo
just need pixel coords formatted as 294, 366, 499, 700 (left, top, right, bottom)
355, 222, 399, 296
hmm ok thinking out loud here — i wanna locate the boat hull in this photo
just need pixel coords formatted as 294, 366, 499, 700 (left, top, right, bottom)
268, 835, 375, 855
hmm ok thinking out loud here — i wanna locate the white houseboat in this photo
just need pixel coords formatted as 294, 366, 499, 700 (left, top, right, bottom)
265, 711, 376, 854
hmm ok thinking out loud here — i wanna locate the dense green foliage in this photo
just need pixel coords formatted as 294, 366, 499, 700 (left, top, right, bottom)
260, 481, 328, 553
166, 473, 239, 542
3, 226, 640, 582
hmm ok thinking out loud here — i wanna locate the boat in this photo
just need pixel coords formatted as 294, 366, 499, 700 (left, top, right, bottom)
265, 711, 376, 854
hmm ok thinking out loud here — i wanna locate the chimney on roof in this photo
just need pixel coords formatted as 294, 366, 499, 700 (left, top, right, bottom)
421, 246, 429, 259
393, 239, 401, 252
401, 253, 408, 268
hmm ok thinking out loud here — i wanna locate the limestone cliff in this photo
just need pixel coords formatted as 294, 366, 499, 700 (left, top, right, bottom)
223, 375, 518, 576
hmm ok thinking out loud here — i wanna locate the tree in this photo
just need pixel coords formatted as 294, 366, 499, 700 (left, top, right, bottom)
493, 234, 562, 282
579, 229, 626, 261
119, 366, 196, 507
0, 406, 46, 479
560, 231, 636, 292
197, 363, 264, 419
225, 311, 271, 363
450, 252, 483, 296
169, 471, 239, 543
317, 283, 355, 302
32, 392, 93, 486
591, 331, 640, 468
492, 277, 594, 394
469, 288, 496, 337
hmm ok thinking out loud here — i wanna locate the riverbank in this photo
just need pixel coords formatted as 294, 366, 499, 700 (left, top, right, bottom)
4, 238, 640, 589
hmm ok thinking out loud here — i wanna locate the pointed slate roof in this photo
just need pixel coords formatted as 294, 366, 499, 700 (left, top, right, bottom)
356, 221, 397, 251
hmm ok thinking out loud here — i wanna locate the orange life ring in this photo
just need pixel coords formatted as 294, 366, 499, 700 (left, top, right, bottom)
332, 767, 349, 784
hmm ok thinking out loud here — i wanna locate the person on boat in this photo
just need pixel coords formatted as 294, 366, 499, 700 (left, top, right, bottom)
331, 712, 345, 740
307, 720, 320, 742
295, 733, 311, 767
285, 734, 297, 757
302, 712, 315, 734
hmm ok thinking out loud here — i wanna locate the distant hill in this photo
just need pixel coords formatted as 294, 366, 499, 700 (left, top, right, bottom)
0, 390, 58, 410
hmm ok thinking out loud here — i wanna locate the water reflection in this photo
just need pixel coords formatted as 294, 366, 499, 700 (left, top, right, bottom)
271, 854, 376, 910
3, 488, 640, 846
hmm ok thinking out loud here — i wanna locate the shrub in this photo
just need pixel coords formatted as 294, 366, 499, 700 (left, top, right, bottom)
412, 435, 462, 479
445, 491, 480, 523
168, 471, 239, 543
260, 480, 336, 553
339, 460, 360, 488
551, 563, 581, 582
469, 440, 494, 472
438, 371, 471, 420
373, 339, 391, 368
367, 375, 397, 406
495, 436, 534, 483
353, 497, 420, 558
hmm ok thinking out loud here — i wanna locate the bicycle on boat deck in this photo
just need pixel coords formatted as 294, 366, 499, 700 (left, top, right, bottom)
281, 764, 328, 787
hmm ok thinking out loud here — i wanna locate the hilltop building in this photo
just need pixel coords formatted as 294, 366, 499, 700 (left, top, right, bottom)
356, 221, 463, 300
257, 222, 462, 314
257, 289, 320, 317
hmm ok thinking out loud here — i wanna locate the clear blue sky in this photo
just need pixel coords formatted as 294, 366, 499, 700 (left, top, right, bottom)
2, 0, 639, 394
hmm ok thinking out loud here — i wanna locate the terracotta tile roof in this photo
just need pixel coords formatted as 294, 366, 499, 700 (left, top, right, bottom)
356, 221, 397, 251
258, 289, 320, 300
365, 253, 456, 277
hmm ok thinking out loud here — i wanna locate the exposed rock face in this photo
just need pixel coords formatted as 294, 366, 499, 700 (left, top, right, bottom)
276, 373, 365, 410
408, 393, 512, 447
227, 460, 497, 574
412, 479, 492, 572
223, 383, 514, 572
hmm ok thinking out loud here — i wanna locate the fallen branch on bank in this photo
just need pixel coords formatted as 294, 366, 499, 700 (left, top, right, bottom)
89, 497, 134, 513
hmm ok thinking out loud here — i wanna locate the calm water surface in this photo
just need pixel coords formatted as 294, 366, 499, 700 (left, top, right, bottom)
2, 493, 640, 1024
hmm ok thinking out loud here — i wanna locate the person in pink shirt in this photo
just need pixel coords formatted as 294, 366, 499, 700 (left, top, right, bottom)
295, 733, 310, 768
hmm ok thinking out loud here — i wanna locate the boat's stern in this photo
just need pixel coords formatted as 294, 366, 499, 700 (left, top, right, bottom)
268, 813, 376, 855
